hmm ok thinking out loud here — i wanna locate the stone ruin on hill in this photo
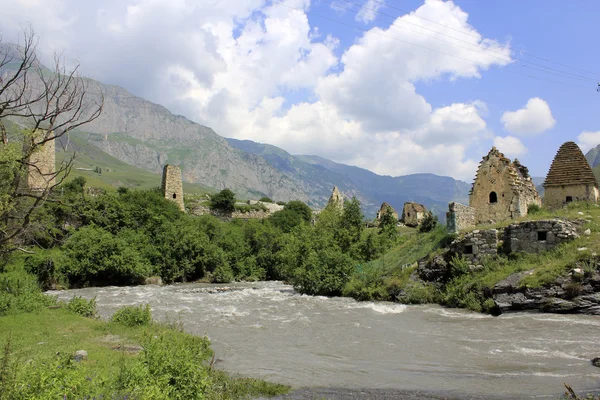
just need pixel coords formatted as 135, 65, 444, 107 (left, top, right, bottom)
401, 202, 427, 227
161, 164, 185, 212
446, 147, 541, 233
418, 219, 580, 283
543, 141, 599, 209
327, 186, 344, 210
25, 130, 56, 191
376, 202, 398, 222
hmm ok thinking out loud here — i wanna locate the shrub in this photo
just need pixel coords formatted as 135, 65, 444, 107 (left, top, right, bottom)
0, 269, 55, 316
419, 211, 438, 233
212, 264, 234, 283
259, 196, 273, 203
284, 201, 313, 222
449, 255, 470, 278
527, 203, 542, 215
111, 304, 152, 327
209, 189, 236, 213
398, 281, 437, 304
66, 296, 97, 318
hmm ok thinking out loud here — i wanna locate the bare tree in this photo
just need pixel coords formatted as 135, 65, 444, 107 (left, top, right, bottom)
0, 28, 103, 254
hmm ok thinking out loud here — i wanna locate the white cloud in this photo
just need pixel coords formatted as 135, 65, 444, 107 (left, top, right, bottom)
356, 0, 384, 24
0, 0, 513, 181
501, 97, 556, 135
493, 136, 527, 158
577, 131, 600, 153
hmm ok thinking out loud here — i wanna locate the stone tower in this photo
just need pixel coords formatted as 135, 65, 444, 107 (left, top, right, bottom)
376, 202, 398, 221
543, 141, 599, 208
26, 130, 56, 191
327, 186, 344, 210
469, 147, 541, 224
161, 165, 185, 212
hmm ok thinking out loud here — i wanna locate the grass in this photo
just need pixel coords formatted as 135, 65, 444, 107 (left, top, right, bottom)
0, 307, 289, 399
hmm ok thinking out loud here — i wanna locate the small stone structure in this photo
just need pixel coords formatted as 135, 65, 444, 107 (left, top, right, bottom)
327, 186, 344, 210
449, 229, 499, 263
446, 202, 476, 233
470, 147, 541, 224
161, 164, 185, 211
402, 202, 427, 227
248, 200, 284, 213
503, 219, 579, 254
376, 202, 398, 221
543, 141, 599, 208
26, 130, 56, 191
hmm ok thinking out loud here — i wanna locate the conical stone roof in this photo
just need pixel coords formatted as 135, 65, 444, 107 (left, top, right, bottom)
543, 142, 598, 188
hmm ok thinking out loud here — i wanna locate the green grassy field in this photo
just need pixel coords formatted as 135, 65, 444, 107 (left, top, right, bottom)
57, 132, 214, 195
0, 305, 289, 399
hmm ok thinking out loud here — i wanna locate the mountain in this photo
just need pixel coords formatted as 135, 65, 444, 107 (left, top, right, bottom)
3, 52, 471, 218
227, 139, 471, 218
585, 144, 600, 169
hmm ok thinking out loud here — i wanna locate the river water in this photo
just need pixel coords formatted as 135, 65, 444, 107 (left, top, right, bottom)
48, 281, 600, 398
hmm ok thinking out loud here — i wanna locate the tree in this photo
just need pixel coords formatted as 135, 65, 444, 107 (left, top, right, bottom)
419, 211, 438, 233
283, 200, 312, 222
0, 28, 103, 254
337, 196, 364, 252
209, 189, 235, 213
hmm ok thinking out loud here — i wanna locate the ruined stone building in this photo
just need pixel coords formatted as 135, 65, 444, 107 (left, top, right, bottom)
376, 202, 398, 222
543, 141, 599, 208
161, 164, 185, 212
469, 147, 541, 224
402, 202, 427, 227
327, 186, 344, 210
26, 130, 56, 191
446, 202, 475, 234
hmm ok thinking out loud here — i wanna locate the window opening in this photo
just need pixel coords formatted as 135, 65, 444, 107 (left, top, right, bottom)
566, 196, 573, 203
489, 192, 498, 203
173, 193, 177, 199
464, 245, 474, 254
537, 231, 547, 241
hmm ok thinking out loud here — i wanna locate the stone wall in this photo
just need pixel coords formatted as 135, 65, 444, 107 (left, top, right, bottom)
503, 219, 579, 254
161, 165, 185, 211
470, 148, 541, 224
449, 229, 499, 263
446, 202, 475, 233
544, 184, 599, 209
402, 202, 427, 227
27, 131, 56, 191
249, 200, 284, 213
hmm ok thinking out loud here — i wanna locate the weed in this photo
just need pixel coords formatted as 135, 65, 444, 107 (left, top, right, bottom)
111, 304, 152, 327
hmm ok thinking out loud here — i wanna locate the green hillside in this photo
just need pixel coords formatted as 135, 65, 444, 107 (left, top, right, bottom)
57, 132, 213, 194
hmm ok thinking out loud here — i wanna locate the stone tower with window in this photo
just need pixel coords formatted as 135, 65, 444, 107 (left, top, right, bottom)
161, 164, 185, 212
543, 141, 599, 208
26, 130, 56, 191
469, 147, 541, 224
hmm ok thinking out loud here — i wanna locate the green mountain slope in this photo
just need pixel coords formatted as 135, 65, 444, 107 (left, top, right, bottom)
56, 132, 213, 194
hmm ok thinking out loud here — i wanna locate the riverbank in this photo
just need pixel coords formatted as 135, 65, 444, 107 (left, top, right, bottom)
0, 299, 289, 398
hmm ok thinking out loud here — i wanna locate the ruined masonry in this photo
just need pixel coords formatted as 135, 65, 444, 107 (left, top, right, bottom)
376, 202, 398, 221
446, 202, 476, 233
543, 141, 599, 209
327, 186, 344, 210
503, 219, 579, 254
161, 165, 185, 211
402, 202, 427, 227
26, 130, 56, 191
469, 147, 541, 224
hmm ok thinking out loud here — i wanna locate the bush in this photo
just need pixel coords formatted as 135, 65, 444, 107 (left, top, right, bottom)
259, 196, 273, 203
24, 250, 68, 290
209, 189, 236, 213
111, 304, 152, 327
527, 203, 542, 215
0, 269, 55, 316
284, 201, 313, 222
419, 211, 438, 233
66, 296, 97, 318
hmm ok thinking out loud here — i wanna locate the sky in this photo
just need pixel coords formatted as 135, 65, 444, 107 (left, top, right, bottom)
2, 0, 600, 182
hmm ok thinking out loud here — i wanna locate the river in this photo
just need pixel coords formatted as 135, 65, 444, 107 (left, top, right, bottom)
48, 281, 600, 399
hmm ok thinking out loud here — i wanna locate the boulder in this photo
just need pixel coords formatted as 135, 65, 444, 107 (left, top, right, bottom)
592, 357, 600, 368
74, 350, 88, 362
584, 229, 592, 236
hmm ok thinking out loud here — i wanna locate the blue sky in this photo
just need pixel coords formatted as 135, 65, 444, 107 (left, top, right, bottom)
2, 0, 599, 181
